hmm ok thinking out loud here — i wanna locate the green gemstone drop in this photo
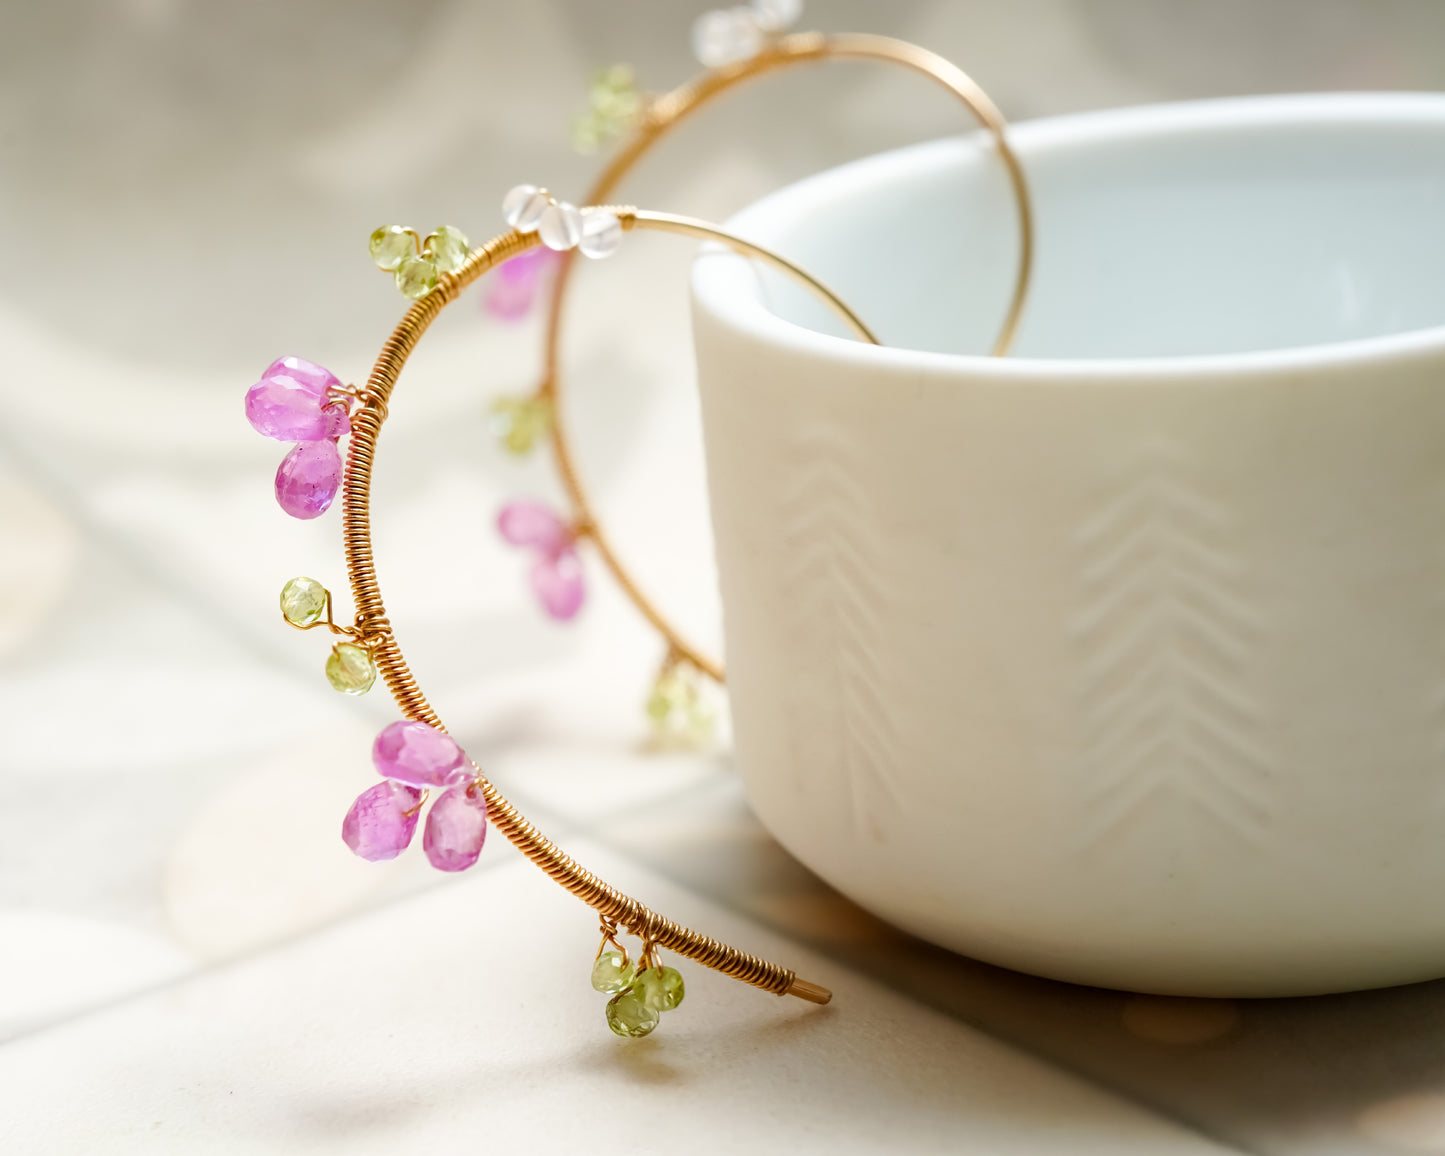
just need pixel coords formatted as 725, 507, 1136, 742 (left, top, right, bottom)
606, 991, 659, 1038
646, 670, 685, 724
489, 395, 552, 456
570, 112, 603, 154
369, 225, 414, 272
591, 64, 641, 123
428, 225, 470, 274
572, 65, 640, 154
395, 255, 439, 299
645, 668, 714, 745
683, 701, 716, 746
591, 950, 636, 994
280, 576, 328, 627
326, 642, 377, 695
632, 965, 685, 1012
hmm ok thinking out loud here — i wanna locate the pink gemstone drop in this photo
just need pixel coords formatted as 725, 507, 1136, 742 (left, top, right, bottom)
321, 401, 351, 439
246, 356, 342, 441
422, 785, 488, 871
531, 548, 585, 620
497, 499, 568, 552
483, 248, 559, 322
264, 355, 341, 395
372, 720, 471, 788
342, 780, 423, 861
274, 439, 342, 519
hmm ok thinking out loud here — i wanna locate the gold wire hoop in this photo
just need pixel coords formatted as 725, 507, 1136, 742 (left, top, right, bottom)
343, 209, 876, 1004
537, 31, 1034, 686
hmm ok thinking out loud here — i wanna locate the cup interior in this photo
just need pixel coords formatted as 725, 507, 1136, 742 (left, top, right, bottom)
709, 94, 1445, 361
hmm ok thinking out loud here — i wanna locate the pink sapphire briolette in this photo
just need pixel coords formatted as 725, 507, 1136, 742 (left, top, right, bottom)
274, 439, 343, 519
342, 780, 424, 861
498, 499, 586, 620
531, 551, 585, 620
246, 356, 344, 441
372, 720, 472, 788
422, 785, 489, 871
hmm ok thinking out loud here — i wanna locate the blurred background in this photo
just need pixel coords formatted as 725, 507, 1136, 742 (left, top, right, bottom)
5, 2, 1445, 1151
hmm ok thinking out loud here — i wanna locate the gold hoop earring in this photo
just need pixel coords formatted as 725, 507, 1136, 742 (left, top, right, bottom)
491, 18, 1033, 725
248, 197, 881, 1033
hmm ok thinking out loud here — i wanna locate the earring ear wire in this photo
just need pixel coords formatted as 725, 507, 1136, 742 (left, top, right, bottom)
501, 22, 1034, 722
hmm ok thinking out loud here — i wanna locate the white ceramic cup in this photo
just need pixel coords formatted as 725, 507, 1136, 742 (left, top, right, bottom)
689, 94, 1445, 998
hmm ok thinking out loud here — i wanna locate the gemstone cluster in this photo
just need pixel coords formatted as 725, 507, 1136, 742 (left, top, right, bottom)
245, 356, 352, 519
646, 662, 715, 746
692, 0, 802, 67
501, 185, 624, 260
571, 64, 645, 154
497, 499, 585, 621
369, 224, 471, 300
278, 575, 379, 698
590, 936, 687, 1038
342, 719, 489, 871
490, 394, 553, 455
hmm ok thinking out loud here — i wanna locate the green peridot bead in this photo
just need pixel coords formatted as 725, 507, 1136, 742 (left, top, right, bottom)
572, 65, 640, 154
633, 965, 685, 1012
646, 670, 686, 723
395, 254, 439, 299
682, 701, 715, 746
428, 225, 470, 274
280, 576, 328, 627
591, 950, 636, 994
489, 395, 552, 456
370, 225, 414, 272
571, 112, 603, 154
606, 991, 659, 1038
590, 64, 640, 121
326, 642, 377, 695
646, 666, 715, 746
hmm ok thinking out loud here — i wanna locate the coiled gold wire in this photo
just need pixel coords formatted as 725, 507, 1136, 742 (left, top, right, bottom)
539, 31, 1035, 684
343, 215, 843, 1004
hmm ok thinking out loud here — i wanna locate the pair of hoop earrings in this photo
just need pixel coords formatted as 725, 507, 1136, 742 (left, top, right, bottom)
244, 4, 1034, 1037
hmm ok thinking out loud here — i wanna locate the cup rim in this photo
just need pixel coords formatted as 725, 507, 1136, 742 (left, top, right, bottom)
692, 91, 1445, 382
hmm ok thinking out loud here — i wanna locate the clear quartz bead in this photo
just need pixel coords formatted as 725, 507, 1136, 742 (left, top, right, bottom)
518, 193, 552, 233
538, 201, 583, 251
503, 185, 552, 234
501, 184, 538, 227
751, 0, 802, 32
578, 210, 623, 259
692, 7, 763, 67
